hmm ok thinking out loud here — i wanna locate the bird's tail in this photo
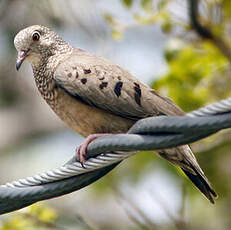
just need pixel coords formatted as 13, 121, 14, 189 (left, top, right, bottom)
158, 146, 218, 203
181, 165, 218, 203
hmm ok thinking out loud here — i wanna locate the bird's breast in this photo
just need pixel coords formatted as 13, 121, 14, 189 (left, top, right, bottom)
50, 87, 135, 137
34, 77, 58, 108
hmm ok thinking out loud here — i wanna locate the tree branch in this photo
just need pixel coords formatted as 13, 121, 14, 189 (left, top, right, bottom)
188, 0, 231, 61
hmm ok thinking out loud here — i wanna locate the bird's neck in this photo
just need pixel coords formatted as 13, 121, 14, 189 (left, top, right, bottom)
33, 64, 57, 107
32, 47, 74, 107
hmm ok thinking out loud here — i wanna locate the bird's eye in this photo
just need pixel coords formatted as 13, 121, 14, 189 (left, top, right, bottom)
32, 32, 40, 42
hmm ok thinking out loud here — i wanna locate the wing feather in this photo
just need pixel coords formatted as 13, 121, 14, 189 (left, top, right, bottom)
54, 50, 184, 120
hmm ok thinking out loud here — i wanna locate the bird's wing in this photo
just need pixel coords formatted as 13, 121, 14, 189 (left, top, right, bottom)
54, 50, 184, 120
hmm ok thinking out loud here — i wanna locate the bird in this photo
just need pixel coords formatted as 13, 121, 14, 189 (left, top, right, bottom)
14, 25, 217, 203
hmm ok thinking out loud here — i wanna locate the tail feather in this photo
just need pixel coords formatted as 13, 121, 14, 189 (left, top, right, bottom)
182, 167, 218, 204
158, 146, 217, 203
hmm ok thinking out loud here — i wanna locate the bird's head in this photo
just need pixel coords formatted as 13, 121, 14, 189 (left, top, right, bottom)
14, 25, 67, 70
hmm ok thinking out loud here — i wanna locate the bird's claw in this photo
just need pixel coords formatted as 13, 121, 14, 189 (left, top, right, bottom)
75, 133, 109, 168
76, 144, 87, 168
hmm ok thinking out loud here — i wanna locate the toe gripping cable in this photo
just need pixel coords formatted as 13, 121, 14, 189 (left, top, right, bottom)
1, 98, 231, 214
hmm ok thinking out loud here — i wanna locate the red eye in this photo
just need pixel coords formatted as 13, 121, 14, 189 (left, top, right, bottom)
32, 32, 40, 42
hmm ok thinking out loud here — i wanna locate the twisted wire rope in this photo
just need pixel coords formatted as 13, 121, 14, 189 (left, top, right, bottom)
187, 98, 231, 117
2, 97, 231, 189
2, 152, 135, 188
1, 97, 231, 214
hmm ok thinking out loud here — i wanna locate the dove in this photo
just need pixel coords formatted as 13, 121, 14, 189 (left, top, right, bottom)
14, 25, 217, 203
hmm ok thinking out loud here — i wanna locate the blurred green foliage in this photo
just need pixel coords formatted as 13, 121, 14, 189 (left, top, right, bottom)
154, 41, 228, 111
2, 204, 58, 230
122, 0, 133, 8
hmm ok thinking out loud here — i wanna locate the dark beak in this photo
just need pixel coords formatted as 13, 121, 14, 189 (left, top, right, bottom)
16, 50, 28, 71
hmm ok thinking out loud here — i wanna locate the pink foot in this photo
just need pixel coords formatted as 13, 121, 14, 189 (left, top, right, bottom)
76, 133, 109, 166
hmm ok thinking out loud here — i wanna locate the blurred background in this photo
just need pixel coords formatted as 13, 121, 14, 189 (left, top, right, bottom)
0, 0, 231, 229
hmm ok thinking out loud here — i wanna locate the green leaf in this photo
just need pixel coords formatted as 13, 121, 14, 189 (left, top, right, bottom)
111, 29, 123, 40
104, 13, 116, 26
133, 13, 157, 24
29, 204, 58, 222
121, 0, 133, 8
157, 0, 168, 10
141, 0, 153, 11
161, 20, 172, 33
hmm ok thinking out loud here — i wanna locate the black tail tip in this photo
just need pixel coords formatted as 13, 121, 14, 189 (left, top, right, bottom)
182, 168, 218, 204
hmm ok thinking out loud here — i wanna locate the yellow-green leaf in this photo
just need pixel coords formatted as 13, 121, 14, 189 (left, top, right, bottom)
121, 0, 133, 8
141, 0, 153, 11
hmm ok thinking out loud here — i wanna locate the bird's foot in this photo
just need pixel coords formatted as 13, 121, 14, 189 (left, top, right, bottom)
76, 133, 109, 167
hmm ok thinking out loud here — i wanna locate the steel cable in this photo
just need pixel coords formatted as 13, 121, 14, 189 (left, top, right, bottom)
0, 98, 231, 214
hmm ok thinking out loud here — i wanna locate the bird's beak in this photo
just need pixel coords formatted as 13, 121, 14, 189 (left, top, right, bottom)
16, 50, 29, 71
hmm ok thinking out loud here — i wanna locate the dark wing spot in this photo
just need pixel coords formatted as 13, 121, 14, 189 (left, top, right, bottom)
75, 71, 79, 78
99, 76, 105, 80
84, 69, 91, 74
134, 82, 140, 88
99, 82, 108, 89
67, 73, 72, 78
134, 83, 142, 106
81, 78, 87, 84
114, 81, 123, 97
